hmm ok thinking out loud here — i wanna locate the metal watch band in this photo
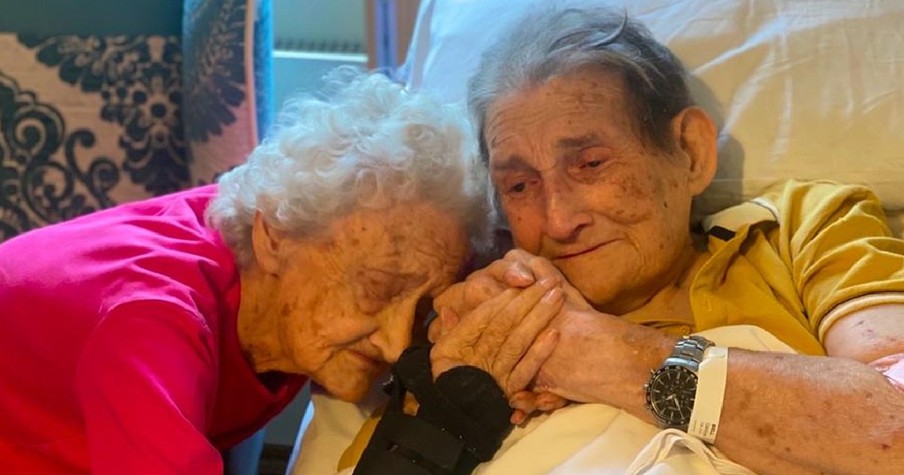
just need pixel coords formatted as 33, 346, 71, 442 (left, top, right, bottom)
664, 335, 714, 372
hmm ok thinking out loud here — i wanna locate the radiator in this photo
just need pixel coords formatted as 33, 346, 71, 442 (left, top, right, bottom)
272, 39, 367, 109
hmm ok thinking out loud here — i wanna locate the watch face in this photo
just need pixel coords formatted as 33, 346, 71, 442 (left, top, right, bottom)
646, 365, 697, 427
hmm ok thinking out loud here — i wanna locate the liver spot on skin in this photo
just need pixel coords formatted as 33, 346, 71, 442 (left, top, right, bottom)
756, 423, 777, 446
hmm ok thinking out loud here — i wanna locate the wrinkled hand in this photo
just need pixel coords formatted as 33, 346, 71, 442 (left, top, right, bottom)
431, 250, 594, 423
505, 306, 673, 424
522, 307, 675, 419
431, 249, 590, 343
432, 251, 675, 424
430, 276, 564, 399
507, 391, 570, 424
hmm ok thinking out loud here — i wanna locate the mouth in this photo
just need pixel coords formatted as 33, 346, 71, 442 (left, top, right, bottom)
553, 240, 614, 261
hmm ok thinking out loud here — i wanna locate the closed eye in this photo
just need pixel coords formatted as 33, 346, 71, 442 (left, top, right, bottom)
355, 269, 408, 312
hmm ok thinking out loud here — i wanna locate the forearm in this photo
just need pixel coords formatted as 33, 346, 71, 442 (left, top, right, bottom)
535, 311, 675, 416
541, 316, 904, 474
714, 350, 904, 475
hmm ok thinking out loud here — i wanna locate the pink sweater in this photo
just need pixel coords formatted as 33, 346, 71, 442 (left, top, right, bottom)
0, 185, 305, 474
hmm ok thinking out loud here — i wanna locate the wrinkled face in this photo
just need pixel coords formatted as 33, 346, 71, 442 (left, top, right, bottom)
275, 202, 468, 402
485, 69, 697, 314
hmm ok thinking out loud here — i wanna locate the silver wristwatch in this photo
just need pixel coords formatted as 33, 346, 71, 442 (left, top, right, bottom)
643, 335, 714, 431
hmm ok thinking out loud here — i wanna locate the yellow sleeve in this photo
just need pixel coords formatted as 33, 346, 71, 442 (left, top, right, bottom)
763, 180, 904, 341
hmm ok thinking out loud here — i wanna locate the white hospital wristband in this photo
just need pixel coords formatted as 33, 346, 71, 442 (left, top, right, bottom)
688, 346, 729, 444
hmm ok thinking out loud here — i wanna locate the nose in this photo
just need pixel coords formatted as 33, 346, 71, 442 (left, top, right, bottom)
542, 177, 592, 241
369, 305, 416, 364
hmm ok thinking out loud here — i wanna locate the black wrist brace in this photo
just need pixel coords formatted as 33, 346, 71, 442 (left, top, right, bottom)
353, 344, 513, 474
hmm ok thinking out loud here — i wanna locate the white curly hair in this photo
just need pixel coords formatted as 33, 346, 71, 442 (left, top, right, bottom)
206, 67, 493, 267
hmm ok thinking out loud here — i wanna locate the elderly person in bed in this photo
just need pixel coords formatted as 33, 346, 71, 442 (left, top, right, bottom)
417, 7, 904, 475
0, 69, 532, 474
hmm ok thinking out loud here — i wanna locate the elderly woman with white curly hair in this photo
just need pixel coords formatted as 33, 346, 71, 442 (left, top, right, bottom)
0, 69, 563, 474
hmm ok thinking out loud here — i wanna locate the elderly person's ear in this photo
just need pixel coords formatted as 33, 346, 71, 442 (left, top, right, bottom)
251, 211, 284, 275
672, 106, 718, 196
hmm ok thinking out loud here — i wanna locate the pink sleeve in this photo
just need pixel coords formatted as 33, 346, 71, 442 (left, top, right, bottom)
75, 301, 222, 474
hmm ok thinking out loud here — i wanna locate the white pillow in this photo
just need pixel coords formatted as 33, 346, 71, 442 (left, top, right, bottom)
401, 0, 904, 219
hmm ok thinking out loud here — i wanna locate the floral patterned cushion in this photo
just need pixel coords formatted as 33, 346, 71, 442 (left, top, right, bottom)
0, 0, 270, 241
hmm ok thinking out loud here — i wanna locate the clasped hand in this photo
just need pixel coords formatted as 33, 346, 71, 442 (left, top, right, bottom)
428, 250, 589, 423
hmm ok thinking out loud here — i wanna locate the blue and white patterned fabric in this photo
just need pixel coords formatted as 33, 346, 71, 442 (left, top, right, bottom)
0, 0, 271, 242
183, 0, 272, 186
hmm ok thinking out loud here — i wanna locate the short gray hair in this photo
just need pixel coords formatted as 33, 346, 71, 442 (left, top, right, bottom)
207, 67, 493, 267
468, 7, 692, 161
